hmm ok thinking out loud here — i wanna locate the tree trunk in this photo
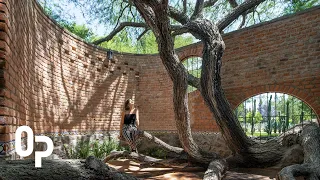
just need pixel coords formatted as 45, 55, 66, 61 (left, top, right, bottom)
277, 124, 320, 180
133, 0, 218, 164
132, 2, 320, 180
185, 19, 291, 167
185, 19, 252, 154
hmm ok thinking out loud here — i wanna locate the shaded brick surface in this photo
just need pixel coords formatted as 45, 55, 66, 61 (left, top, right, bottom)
0, 0, 319, 158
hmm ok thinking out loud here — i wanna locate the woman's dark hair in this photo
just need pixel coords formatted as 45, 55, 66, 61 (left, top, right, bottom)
124, 99, 131, 111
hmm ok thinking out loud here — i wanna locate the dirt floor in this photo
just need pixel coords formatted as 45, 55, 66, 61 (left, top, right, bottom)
106, 159, 282, 180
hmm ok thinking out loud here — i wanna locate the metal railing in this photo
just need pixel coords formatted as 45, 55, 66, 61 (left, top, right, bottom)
182, 57, 202, 93
235, 93, 318, 140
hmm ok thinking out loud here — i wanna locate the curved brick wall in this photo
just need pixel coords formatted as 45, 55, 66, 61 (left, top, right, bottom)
177, 6, 320, 131
0, 0, 319, 159
0, 0, 145, 158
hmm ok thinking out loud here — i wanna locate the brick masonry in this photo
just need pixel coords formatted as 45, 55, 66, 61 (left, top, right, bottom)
0, 0, 319, 158
176, 6, 320, 132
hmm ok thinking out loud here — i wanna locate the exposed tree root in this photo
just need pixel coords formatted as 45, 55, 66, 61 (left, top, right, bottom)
277, 124, 320, 180
203, 159, 228, 180
140, 131, 185, 154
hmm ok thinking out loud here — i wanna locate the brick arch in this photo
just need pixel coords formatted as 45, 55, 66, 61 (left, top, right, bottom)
227, 85, 320, 123
177, 43, 203, 61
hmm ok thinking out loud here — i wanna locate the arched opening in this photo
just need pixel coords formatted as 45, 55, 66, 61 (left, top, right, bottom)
234, 92, 318, 139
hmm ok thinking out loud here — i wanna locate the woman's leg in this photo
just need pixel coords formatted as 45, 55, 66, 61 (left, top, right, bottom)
130, 126, 141, 153
122, 125, 137, 152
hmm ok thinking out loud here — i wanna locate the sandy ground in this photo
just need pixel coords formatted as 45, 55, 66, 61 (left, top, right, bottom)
106, 159, 282, 180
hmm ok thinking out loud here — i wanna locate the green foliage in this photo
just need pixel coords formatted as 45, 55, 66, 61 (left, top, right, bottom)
63, 139, 122, 159
61, 23, 94, 41
99, 139, 119, 156
39, 0, 94, 41
63, 140, 90, 159
246, 131, 279, 138
38, 0, 320, 53
285, 0, 319, 13
77, 140, 91, 158
266, 95, 272, 135
144, 147, 167, 159
97, 30, 137, 53
246, 111, 263, 124
285, 101, 290, 130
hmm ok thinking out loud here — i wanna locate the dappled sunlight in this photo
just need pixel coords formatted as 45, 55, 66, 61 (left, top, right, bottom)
106, 159, 203, 179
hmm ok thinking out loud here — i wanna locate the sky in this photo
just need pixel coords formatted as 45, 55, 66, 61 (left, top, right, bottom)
39, 0, 108, 36
38, 0, 320, 39
39, 0, 284, 36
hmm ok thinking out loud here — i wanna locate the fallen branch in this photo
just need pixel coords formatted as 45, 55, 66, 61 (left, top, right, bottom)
140, 131, 185, 155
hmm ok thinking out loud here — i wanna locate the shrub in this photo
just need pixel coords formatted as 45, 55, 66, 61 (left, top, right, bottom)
63, 138, 122, 159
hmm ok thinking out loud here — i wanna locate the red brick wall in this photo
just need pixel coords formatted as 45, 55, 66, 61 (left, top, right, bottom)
177, 6, 320, 131
137, 56, 177, 130
0, 0, 144, 152
1, 0, 319, 157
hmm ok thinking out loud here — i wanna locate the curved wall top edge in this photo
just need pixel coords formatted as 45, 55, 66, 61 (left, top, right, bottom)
32, 0, 158, 57
33, 0, 320, 57
175, 5, 320, 56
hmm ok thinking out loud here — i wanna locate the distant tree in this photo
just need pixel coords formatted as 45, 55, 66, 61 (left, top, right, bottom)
39, 0, 94, 41
285, 0, 319, 13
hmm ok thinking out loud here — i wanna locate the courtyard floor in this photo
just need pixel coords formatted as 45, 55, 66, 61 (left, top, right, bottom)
107, 159, 282, 180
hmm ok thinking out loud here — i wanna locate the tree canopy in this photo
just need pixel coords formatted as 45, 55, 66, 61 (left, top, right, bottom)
38, 0, 319, 54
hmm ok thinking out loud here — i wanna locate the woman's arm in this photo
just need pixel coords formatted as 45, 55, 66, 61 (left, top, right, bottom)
135, 108, 140, 127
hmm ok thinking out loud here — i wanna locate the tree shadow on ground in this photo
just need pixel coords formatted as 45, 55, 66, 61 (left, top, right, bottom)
0, 158, 137, 180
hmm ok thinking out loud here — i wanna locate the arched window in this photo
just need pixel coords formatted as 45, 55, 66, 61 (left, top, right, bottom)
234, 92, 318, 139
182, 57, 202, 93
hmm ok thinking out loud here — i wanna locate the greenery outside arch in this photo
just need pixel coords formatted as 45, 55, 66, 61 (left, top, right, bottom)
235, 92, 318, 139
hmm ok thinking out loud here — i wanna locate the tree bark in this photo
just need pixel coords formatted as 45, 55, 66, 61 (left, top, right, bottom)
185, 19, 295, 168
203, 159, 228, 180
185, 19, 252, 154
141, 131, 185, 154
133, 0, 219, 164
130, 1, 320, 179
277, 124, 320, 180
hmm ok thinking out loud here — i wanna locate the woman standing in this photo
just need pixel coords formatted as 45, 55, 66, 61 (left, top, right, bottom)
119, 99, 140, 153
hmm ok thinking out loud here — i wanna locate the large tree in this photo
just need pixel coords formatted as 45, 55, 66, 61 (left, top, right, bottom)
43, 0, 320, 179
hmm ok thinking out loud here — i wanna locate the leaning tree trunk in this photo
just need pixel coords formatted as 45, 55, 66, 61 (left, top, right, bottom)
186, 19, 287, 167
133, 0, 219, 164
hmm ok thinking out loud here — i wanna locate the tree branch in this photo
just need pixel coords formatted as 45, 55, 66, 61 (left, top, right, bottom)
217, 0, 266, 31
187, 73, 200, 89
92, 22, 148, 45
168, 6, 190, 24
238, 14, 246, 29
204, 0, 219, 7
183, 0, 187, 14
113, 2, 129, 32
191, 0, 204, 20
137, 28, 149, 40
172, 28, 189, 37
227, 0, 239, 8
